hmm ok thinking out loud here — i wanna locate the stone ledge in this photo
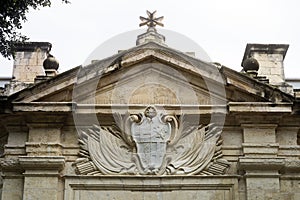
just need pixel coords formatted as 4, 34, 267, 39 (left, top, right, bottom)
74, 104, 227, 114
64, 175, 240, 199
244, 172, 281, 178
0, 158, 22, 172
281, 159, 300, 174
64, 174, 241, 179
13, 42, 52, 52
4, 145, 26, 156
280, 175, 300, 180
229, 102, 292, 113
25, 142, 63, 156
242, 143, 279, 155
238, 157, 285, 171
12, 102, 228, 114
13, 102, 74, 112
19, 156, 65, 170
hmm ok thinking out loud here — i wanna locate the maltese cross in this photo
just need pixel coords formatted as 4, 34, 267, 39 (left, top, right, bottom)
139, 10, 164, 28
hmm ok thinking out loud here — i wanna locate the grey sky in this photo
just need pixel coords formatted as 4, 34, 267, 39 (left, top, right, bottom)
0, 0, 299, 78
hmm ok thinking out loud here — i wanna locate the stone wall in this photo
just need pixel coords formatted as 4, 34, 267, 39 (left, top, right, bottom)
0, 104, 299, 199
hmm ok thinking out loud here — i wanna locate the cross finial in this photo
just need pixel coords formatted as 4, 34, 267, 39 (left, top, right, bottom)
139, 10, 164, 28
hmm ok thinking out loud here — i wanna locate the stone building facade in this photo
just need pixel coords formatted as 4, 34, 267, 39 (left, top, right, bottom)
0, 13, 300, 200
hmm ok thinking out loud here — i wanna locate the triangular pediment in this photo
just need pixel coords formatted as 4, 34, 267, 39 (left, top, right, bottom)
73, 61, 226, 106
9, 42, 294, 104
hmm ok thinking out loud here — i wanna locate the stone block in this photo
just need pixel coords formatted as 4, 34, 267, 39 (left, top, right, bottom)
246, 189, 265, 200
247, 177, 280, 190
23, 189, 58, 200
25, 142, 62, 156
28, 127, 61, 143
246, 177, 281, 200
62, 128, 91, 144
265, 192, 292, 200
277, 127, 298, 145
74, 187, 228, 200
2, 191, 23, 200
1, 178, 23, 200
293, 193, 300, 200
269, 66, 283, 75
242, 124, 277, 144
64, 176, 239, 200
24, 176, 58, 189
280, 179, 300, 192
7, 131, 28, 146
221, 128, 243, 146
242, 143, 279, 156
239, 157, 284, 171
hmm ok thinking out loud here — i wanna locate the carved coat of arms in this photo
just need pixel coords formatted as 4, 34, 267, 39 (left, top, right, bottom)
74, 106, 230, 175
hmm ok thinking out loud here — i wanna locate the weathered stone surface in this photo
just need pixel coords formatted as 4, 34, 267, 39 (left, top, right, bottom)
0, 32, 299, 200
1, 178, 23, 200
241, 43, 289, 86
64, 176, 239, 200
74, 107, 230, 175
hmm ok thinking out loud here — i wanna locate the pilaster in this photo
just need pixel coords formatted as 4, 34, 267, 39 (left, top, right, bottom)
241, 124, 279, 157
25, 114, 66, 156
0, 158, 23, 200
20, 114, 66, 200
19, 156, 65, 200
230, 102, 292, 200
0, 121, 27, 200
239, 122, 283, 200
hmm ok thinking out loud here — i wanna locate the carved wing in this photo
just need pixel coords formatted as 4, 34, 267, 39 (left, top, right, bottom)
74, 110, 230, 176
75, 124, 136, 175
166, 123, 222, 175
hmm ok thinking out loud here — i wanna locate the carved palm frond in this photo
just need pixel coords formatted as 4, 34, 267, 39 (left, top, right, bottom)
112, 112, 135, 147
75, 125, 136, 175
166, 123, 223, 175
75, 107, 230, 176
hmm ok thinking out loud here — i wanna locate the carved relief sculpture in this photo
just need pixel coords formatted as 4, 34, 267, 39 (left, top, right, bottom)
74, 106, 230, 175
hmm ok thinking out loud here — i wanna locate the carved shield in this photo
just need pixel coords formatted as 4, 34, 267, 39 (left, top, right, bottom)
131, 108, 171, 173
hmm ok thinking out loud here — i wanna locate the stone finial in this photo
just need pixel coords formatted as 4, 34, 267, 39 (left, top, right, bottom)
43, 54, 59, 71
242, 57, 259, 72
42, 53, 59, 77
136, 11, 166, 46
242, 57, 259, 77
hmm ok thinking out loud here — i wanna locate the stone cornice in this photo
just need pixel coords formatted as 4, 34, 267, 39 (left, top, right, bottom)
0, 158, 22, 172
229, 102, 292, 113
13, 102, 74, 112
12, 103, 228, 115
239, 157, 300, 175
19, 156, 65, 170
9, 66, 80, 103
221, 66, 294, 102
13, 42, 52, 52
280, 159, 300, 174
239, 157, 285, 171
73, 104, 228, 115
242, 43, 289, 64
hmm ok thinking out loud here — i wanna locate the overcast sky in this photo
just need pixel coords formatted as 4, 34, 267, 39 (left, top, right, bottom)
0, 0, 299, 78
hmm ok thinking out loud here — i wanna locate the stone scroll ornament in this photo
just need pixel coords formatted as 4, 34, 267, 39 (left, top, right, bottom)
74, 106, 230, 175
